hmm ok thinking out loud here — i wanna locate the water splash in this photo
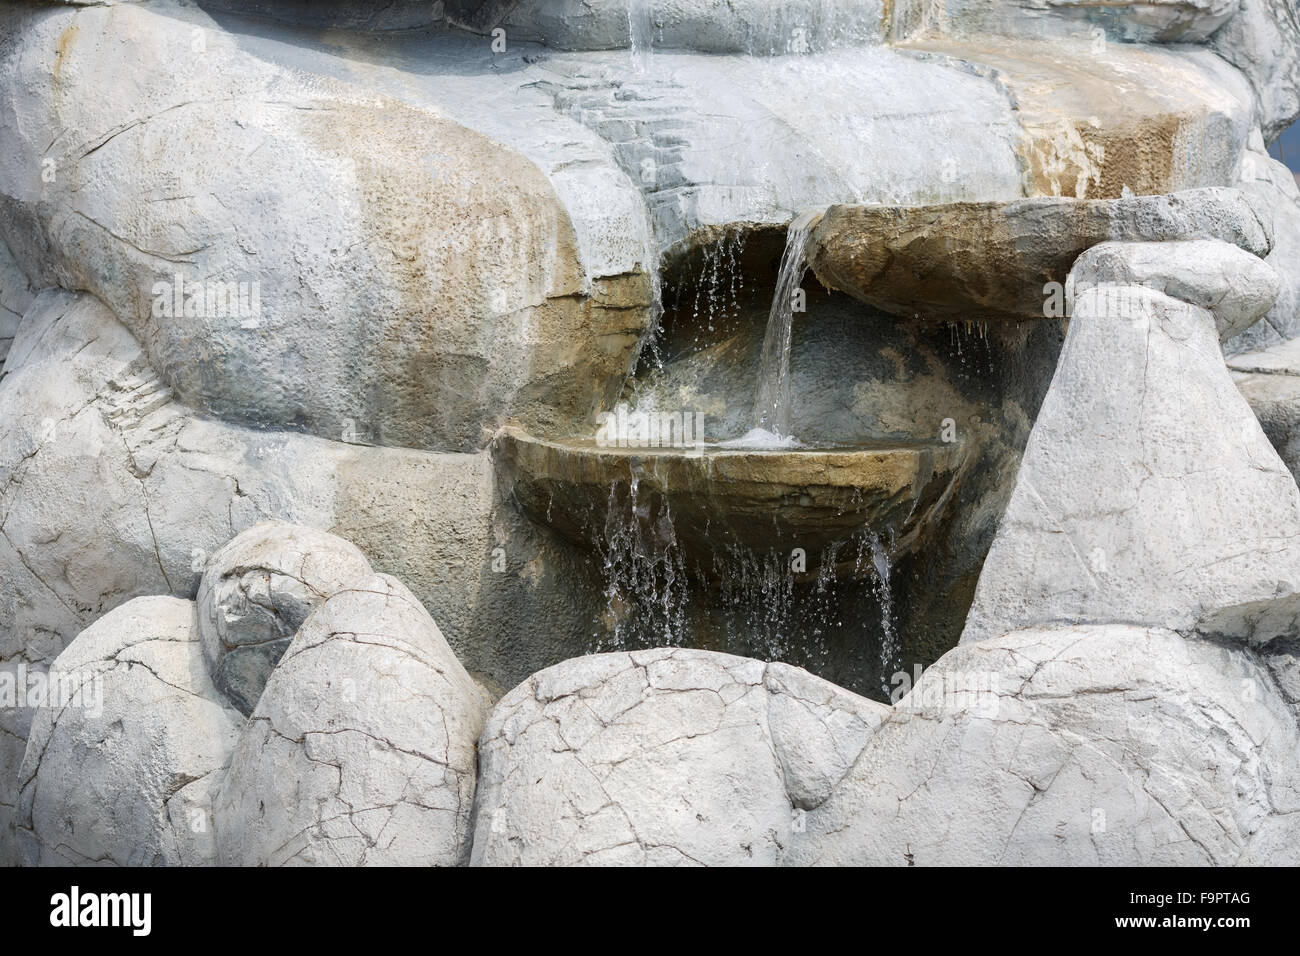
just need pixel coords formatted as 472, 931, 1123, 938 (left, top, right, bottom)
717, 428, 804, 450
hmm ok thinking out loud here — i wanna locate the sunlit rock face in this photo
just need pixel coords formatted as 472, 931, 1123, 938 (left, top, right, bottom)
0, 0, 1299, 867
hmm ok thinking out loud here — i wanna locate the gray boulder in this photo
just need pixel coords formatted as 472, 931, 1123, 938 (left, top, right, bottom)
1211, 0, 1300, 142
787, 624, 1300, 865
215, 574, 488, 866
13, 596, 243, 866
963, 242, 1300, 644
1071, 239, 1279, 341
197, 521, 374, 716
1226, 135, 1300, 352
470, 648, 888, 866
807, 189, 1273, 323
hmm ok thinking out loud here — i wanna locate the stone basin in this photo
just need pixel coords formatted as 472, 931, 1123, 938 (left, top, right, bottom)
496, 427, 972, 575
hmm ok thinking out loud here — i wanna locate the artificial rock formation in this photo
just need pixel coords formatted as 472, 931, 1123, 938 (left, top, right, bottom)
470, 648, 889, 866
13, 597, 243, 866
962, 240, 1300, 645
807, 188, 1274, 323
197, 522, 375, 716
0, 0, 1299, 869
215, 574, 489, 866
787, 624, 1300, 866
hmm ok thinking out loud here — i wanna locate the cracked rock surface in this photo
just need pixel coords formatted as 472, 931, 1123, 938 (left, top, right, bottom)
198, 521, 375, 716
786, 624, 1300, 865
13, 596, 243, 866
215, 574, 489, 866
470, 648, 888, 866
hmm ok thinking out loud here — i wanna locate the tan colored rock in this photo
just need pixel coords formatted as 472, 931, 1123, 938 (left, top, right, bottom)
807, 188, 1271, 322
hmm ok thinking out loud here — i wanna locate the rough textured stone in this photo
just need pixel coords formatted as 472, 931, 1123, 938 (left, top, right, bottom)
501, 0, 884, 53
963, 246, 1300, 645
0, 0, 1297, 870
0, 2, 654, 453
0, 236, 31, 367
904, 37, 1254, 200
1211, 0, 1300, 142
0, 289, 604, 701
893, 0, 1240, 43
1232, 339, 1300, 483
13, 596, 242, 866
807, 189, 1273, 322
197, 522, 374, 716
215, 574, 488, 866
787, 624, 1300, 865
1225, 138, 1300, 353
470, 648, 888, 866
1072, 239, 1279, 342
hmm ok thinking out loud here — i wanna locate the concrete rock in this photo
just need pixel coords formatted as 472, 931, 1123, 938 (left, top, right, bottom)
1226, 142, 1300, 352
963, 246, 1300, 645
215, 574, 488, 866
807, 189, 1273, 322
787, 625, 1300, 865
502, 0, 884, 53
1072, 239, 1279, 342
0, 289, 603, 701
197, 521, 374, 716
1231, 339, 1300, 484
470, 648, 888, 865
893, 0, 1239, 43
0, 236, 31, 368
13, 596, 243, 866
1211, 0, 1300, 142
0, 2, 654, 452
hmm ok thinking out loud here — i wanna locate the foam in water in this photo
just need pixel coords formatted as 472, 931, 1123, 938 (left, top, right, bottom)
718, 428, 805, 450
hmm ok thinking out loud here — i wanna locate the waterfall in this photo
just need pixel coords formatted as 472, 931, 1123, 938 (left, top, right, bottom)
723, 210, 821, 448
628, 0, 654, 68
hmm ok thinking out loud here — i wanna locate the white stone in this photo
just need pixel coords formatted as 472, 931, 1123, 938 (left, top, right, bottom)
1070, 239, 1279, 341
470, 648, 888, 865
214, 574, 488, 866
787, 625, 1300, 865
963, 245, 1300, 645
13, 596, 243, 866
197, 521, 374, 716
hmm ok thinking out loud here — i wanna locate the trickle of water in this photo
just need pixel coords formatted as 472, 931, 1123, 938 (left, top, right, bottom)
751, 210, 820, 441
868, 531, 899, 695
595, 475, 688, 650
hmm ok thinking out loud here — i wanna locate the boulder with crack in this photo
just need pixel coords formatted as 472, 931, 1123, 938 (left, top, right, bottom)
1211, 0, 1300, 142
785, 624, 1300, 865
214, 574, 489, 866
962, 239, 1300, 645
197, 521, 375, 716
469, 648, 889, 866
0, 1, 655, 453
12, 596, 243, 866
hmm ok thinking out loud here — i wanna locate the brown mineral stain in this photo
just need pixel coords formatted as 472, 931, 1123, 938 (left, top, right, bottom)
54, 19, 79, 84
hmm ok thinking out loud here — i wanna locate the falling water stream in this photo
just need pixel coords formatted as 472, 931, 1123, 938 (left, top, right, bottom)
586, 210, 907, 697
628, 0, 654, 68
724, 209, 822, 449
